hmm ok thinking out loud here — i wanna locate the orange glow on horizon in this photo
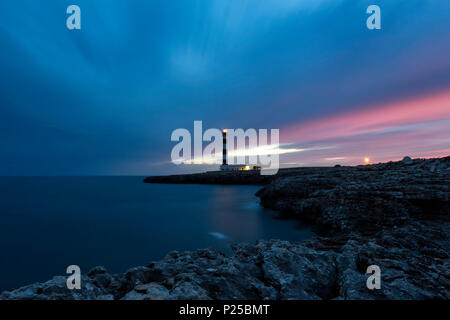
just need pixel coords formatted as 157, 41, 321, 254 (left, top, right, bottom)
364, 157, 370, 164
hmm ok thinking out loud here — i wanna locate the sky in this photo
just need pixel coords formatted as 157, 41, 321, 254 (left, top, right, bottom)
0, 0, 449, 175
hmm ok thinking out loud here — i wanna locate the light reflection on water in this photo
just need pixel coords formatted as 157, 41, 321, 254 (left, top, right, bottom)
0, 177, 313, 291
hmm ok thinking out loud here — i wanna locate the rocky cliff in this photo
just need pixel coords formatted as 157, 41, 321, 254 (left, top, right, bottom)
1, 156, 449, 300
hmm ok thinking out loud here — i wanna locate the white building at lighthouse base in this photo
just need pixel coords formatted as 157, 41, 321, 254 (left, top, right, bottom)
220, 164, 261, 172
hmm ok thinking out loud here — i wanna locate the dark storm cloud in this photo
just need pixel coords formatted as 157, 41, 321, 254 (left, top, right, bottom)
0, 0, 449, 174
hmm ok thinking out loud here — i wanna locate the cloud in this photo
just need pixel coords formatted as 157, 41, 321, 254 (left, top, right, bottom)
283, 90, 450, 143
1, 1, 449, 174
171, 47, 211, 82
279, 90, 450, 166
178, 143, 316, 165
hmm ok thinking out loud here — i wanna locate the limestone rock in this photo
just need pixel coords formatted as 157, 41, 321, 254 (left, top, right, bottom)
122, 283, 170, 300
2, 156, 448, 300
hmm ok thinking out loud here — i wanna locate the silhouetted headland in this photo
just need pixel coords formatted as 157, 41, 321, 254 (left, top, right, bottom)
143, 167, 341, 185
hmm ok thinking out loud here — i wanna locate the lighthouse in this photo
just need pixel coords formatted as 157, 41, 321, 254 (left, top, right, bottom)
222, 128, 227, 165
220, 128, 261, 172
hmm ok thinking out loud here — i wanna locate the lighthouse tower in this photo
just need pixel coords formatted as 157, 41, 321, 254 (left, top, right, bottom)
222, 128, 227, 165
220, 128, 260, 172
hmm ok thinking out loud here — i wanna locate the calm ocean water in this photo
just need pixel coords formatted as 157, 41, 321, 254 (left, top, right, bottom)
0, 177, 313, 291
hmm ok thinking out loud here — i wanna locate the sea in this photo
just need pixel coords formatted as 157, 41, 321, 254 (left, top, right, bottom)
0, 176, 313, 291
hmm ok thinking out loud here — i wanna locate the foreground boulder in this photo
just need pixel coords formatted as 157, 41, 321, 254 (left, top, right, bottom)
2, 231, 448, 300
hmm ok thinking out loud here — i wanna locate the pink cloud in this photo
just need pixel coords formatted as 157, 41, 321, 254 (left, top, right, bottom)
283, 90, 450, 143
280, 90, 450, 165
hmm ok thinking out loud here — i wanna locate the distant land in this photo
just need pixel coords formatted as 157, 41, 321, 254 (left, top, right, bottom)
144, 166, 345, 185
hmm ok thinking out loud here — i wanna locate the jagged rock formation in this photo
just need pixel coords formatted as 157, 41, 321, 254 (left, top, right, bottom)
256, 156, 450, 234
1, 156, 449, 300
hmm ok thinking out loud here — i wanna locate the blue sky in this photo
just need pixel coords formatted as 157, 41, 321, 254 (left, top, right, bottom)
1, 0, 449, 175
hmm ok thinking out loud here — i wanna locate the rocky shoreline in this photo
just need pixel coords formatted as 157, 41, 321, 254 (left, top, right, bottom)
1, 156, 449, 300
